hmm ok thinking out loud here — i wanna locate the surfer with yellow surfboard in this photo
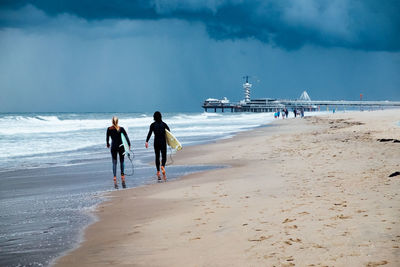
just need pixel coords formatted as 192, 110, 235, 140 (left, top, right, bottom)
146, 111, 181, 182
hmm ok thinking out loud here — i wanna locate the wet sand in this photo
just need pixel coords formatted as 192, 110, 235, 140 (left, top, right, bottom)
55, 110, 400, 266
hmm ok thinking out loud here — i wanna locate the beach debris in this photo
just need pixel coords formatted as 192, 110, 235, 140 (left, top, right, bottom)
389, 171, 400, 177
377, 138, 400, 143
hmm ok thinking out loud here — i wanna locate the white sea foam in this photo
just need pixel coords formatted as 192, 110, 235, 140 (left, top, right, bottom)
0, 115, 153, 135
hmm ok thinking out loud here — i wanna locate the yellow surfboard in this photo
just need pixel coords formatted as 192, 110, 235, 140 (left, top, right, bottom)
165, 129, 182, 151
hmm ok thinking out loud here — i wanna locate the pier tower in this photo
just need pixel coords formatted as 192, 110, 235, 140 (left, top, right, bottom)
243, 76, 252, 102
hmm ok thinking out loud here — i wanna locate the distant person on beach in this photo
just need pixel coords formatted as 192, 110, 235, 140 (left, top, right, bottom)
285, 109, 289, 118
293, 109, 297, 118
106, 116, 131, 189
301, 109, 304, 118
145, 111, 170, 182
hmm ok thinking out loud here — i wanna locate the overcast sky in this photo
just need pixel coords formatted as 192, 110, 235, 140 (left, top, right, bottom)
0, 0, 399, 112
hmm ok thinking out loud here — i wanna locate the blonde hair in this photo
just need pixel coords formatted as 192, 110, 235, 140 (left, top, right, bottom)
112, 116, 120, 131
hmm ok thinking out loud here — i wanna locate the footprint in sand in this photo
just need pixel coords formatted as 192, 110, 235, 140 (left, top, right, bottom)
282, 262, 295, 267
127, 231, 140, 236
330, 214, 351, 220
248, 235, 273, 242
282, 218, 296, 223
366, 260, 389, 267
263, 254, 275, 259
181, 231, 191, 235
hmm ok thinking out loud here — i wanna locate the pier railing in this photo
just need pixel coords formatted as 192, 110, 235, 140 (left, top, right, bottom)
282, 100, 400, 107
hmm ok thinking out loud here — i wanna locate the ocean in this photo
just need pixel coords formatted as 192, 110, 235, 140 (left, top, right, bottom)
0, 111, 287, 267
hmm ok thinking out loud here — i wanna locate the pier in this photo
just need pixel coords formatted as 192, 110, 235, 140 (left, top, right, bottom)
202, 99, 400, 113
202, 78, 400, 113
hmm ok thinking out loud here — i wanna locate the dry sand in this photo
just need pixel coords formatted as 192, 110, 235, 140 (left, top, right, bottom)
55, 110, 400, 267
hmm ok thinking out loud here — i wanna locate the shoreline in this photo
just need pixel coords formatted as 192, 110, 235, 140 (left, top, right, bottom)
52, 117, 287, 266
55, 110, 400, 266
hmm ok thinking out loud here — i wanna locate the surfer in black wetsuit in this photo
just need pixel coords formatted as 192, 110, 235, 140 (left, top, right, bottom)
145, 111, 170, 181
106, 116, 131, 189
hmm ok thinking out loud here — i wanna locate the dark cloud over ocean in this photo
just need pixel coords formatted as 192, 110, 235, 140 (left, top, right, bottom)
1, 0, 399, 51
0, 0, 399, 112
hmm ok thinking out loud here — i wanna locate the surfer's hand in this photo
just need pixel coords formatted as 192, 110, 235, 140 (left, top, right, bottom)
107, 144, 110, 148
145, 142, 148, 149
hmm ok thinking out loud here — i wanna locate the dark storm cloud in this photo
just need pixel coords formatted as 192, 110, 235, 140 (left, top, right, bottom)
0, 0, 399, 51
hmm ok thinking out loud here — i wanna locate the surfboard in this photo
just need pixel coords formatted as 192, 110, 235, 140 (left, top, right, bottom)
165, 129, 182, 151
121, 133, 130, 157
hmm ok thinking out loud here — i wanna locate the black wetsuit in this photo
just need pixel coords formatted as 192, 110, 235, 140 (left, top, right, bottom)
146, 121, 170, 171
106, 126, 130, 176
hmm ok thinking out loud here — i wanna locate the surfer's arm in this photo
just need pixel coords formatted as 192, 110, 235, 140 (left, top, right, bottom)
106, 128, 110, 148
165, 123, 170, 132
146, 124, 153, 143
145, 124, 153, 148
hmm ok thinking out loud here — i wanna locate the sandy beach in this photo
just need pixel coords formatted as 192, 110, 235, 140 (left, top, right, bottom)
55, 110, 400, 267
